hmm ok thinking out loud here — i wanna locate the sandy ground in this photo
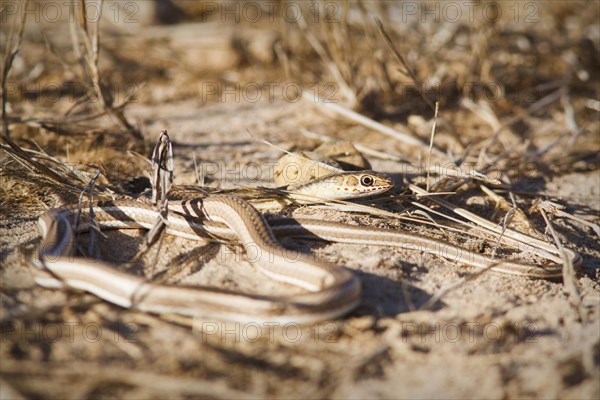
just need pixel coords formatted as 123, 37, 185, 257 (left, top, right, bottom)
1, 1, 599, 399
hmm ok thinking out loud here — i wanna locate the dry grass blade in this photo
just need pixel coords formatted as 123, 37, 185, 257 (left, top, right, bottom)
481, 186, 536, 230
303, 92, 447, 158
253, 133, 344, 174
460, 98, 502, 135
562, 91, 581, 145
151, 131, 174, 207
193, 152, 204, 186
539, 209, 584, 320
295, 12, 356, 106
479, 186, 523, 260
533, 200, 600, 239
426, 102, 440, 191
71, 0, 139, 137
133, 132, 174, 266
426, 165, 501, 185
374, 17, 435, 111
300, 129, 409, 162
409, 184, 580, 266
1, 138, 85, 192
74, 170, 104, 259
1, 0, 27, 137
409, 200, 510, 243
302, 127, 500, 184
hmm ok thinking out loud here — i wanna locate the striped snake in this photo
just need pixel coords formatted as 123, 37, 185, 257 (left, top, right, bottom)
31, 172, 388, 324
31, 171, 581, 324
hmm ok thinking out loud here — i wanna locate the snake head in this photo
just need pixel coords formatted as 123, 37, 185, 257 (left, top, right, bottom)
289, 170, 394, 201
334, 171, 394, 198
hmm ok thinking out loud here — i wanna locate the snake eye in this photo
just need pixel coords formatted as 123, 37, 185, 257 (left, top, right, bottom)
360, 175, 374, 186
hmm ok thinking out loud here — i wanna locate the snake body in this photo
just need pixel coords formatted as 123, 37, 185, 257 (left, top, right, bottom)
30, 170, 581, 324
33, 196, 361, 324
31, 171, 392, 324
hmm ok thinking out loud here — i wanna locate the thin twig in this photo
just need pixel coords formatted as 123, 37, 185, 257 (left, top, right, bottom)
374, 17, 435, 111
132, 131, 173, 267
426, 102, 440, 191
74, 0, 139, 136
540, 209, 584, 321
562, 91, 581, 145
303, 92, 447, 158
1, 0, 27, 137
296, 12, 356, 106
74, 170, 104, 259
